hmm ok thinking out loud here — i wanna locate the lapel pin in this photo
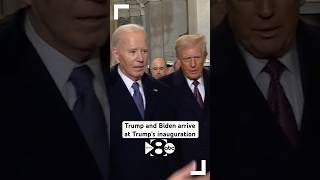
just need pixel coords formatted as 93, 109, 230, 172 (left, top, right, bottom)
153, 89, 158, 92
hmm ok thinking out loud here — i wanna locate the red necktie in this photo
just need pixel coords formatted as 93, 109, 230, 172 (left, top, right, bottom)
193, 80, 204, 108
264, 60, 299, 146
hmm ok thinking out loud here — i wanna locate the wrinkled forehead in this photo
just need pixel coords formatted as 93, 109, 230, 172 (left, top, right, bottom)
152, 59, 166, 67
117, 31, 147, 46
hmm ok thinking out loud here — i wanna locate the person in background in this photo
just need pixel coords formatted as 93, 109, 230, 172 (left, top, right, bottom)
166, 58, 181, 75
150, 57, 168, 79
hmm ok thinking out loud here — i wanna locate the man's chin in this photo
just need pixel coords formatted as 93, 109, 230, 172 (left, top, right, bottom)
132, 72, 145, 80
249, 40, 290, 58
249, 47, 285, 59
186, 74, 200, 80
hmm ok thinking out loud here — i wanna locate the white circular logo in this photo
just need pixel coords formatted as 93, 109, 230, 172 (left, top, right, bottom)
164, 143, 175, 154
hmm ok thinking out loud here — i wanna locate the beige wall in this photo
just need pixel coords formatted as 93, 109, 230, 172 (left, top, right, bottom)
188, 0, 211, 60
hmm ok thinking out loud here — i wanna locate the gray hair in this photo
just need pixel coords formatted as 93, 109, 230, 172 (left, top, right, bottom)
111, 24, 146, 48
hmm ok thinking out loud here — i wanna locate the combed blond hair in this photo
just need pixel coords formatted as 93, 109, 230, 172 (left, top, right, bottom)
175, 34, 208, 58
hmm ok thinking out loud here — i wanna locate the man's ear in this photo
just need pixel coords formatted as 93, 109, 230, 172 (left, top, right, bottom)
112, 48, 120, 64
175, 58, 182, 65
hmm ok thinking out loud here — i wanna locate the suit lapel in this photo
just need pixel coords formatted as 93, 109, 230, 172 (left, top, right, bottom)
202, 69, 210, 121
175, 70, 203, 113
20, 30, 86, 141
142, 75, 154, 120
217, 22, 286, 136
142, 74, 163, 120
203, 69, 210, 108
17, 30, 103, 176
108, 66, 143, 120
296, 21, 320, 133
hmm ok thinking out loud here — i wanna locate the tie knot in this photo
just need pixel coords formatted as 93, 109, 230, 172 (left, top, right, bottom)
192, 80, 200, 87
263, 59, 285, 81
69, 65, 94, 91
132, 82, 140, 91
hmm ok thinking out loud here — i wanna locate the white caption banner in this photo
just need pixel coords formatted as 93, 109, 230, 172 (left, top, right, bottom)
122, 121, 199, 139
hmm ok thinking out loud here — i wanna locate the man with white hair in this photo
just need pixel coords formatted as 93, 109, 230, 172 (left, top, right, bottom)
109, 23, 210, 180
108, 23, 177, 180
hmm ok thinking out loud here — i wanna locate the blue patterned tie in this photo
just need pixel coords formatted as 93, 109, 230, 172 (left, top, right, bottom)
132, 82, 144, 119
70, 65, 109, 179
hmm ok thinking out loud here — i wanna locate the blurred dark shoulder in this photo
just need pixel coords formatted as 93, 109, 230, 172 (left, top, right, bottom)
0, 9, 27, 67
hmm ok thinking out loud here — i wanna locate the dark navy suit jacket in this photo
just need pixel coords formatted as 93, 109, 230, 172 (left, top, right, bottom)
161, 69, 210, 170
107, 65, 178, 180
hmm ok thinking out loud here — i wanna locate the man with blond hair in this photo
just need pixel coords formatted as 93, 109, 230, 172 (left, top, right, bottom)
161, 34, 210, 177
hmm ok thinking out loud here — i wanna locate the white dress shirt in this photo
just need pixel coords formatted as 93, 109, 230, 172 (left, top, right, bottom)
240, 44, 304, 129
186, 76, 205, 102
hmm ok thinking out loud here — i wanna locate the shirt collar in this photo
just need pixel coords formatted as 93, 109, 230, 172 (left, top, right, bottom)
25, 15, 102, 90
240, 42, 299, 80
117, 66, 143, 90
185, 75, 204, 87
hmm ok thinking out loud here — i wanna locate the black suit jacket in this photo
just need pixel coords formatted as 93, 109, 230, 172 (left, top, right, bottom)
107, 65, 178, 180
1, 9, 109, 180
212, 20, 320, 180
161, 69, 210, 170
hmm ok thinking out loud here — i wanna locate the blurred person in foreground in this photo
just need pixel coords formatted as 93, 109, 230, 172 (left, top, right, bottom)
1, 0, 110, 180
212, 0, 320, 179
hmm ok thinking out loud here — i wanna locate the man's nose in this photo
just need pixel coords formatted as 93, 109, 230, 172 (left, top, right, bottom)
190, 58, 196, 67
137, 51, 144, 62
257, 0, 274, 19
